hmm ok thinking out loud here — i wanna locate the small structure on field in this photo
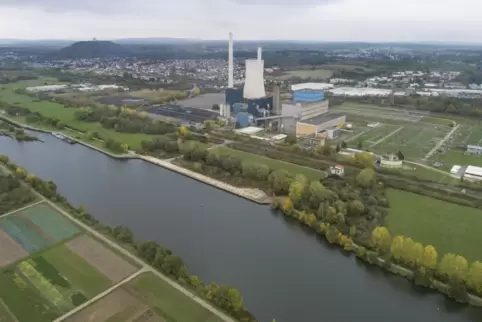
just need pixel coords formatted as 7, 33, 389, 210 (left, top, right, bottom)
329, 165, 345, 177
380, 154, 403, 168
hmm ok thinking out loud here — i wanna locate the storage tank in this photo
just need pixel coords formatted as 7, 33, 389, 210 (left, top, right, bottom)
235, 112, 254, 128
292, 90, 325, 103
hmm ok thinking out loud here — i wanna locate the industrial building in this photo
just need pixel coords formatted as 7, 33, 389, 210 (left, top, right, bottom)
223, 34, 346, 141
466, 145, 482, 155
295, 113, 346, 136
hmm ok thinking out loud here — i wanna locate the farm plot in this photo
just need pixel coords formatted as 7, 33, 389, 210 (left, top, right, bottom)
0, 229, 28, 268
0, 243, 115, 322
65, 288, 157, 322
130, 273, 224, 322
0, 269, 58, 322
371, 124, 450, 160
66, 235, 138, 283
0, 203, 81, 253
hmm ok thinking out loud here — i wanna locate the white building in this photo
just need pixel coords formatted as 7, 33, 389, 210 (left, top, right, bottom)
464, 165, 482, 182
467, 145, 482, 155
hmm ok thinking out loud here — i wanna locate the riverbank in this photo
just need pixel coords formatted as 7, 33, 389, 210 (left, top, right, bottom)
0, 114, 270, 204
140, 156, 271, 204
0, 160, 253, 322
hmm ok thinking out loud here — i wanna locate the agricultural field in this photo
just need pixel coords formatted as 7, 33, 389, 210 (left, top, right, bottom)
0, 203, 81, 254
66, 235, 138, 283
216, 147, 326, 180
386, 189, 482, 262
0, 79, 155, 149
66, 272, 225, 322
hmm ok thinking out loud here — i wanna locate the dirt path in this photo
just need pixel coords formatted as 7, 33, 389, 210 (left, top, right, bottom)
19, 182, 237, 322
0, 200, 44, 219
423, 124, 460, 161
369, 126, 404, 148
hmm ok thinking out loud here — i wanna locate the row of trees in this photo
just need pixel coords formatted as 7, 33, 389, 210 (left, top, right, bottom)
180, 142, 387, 246
75, 105, 176, 135
0, 155, 255, 321
372, 227, 482, 302
3, 105, 67, 130
0, 158, 35, 213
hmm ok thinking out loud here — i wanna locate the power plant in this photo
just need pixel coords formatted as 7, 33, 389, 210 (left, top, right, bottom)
224, 32, 345, 141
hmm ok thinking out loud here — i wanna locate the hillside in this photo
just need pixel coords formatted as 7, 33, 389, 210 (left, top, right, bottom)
53, 40, 129, 59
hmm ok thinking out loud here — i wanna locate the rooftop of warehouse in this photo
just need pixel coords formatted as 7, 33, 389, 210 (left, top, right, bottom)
298, 112, 346, 125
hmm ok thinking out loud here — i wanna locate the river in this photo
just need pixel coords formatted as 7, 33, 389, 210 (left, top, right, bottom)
1, 133, 481, 322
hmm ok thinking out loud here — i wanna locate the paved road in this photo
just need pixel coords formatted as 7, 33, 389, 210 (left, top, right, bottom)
0, 200, 44, 219
13, 176, 237, 322
54, 268, 149, 322
423, 124, 460, 161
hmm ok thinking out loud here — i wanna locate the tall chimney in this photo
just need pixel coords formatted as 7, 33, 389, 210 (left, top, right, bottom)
228, 32, 234, 88
257, 47, 262, 62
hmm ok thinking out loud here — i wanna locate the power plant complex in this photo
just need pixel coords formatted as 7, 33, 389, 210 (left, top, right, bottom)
224, 33, 346, 141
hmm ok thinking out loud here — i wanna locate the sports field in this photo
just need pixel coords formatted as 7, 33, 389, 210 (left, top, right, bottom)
0, 203, 81, 254
216, 146, 326, 180
386, 189, 482, 262
431, 120, 482, 169
333, 104, 454, 161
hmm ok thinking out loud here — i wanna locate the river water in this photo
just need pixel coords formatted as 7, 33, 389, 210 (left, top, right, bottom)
1, 133, 481, 322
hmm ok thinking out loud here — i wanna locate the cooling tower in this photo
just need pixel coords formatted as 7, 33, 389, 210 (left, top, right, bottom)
243, 59, 266, 99
228, 32, 234, 88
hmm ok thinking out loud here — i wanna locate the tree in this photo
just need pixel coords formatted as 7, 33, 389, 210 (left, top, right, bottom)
289, 175, 307, 206
26, 174, 37, 185
355, 152, 374, 168
15, 167, 27, 179
85, 131, 93, 140
335, 143, 341, 153
212, 104, 220, 110
284, 135, 297, 145
179, 126, 189, 137
397, 150, 405, 160
371, 227, 392, 253
161, 255, 185, 278
421, 245, 438, 270
347, 200, 365, 217
268, 170, 293, 195
468, 261, 482, 294
438, 253, 469, 281
356, 168, 375, 188
0, 155, 9, 163
282, 198, 293, 213
341, 141, 347, 149
357, 140, 363, 149
112, 226, 134, 244
321, 143, 332, 156
204, 120, 215, 132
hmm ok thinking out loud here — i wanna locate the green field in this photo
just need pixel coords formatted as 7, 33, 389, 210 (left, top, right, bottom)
217, 147, 326, 180
0, 270, 58, 322
386, 189, 482, 262
0, 300, 16, 322
0, 79, 153, 149
270, 69, 333, 80
39, 244, 112, 297
131, 273, 223, 322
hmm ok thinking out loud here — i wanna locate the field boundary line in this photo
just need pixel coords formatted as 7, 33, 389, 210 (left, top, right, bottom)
19, 185, 237, 322
0, 200, 45, 219
369, 126, 404, 148
53, 268, 148, 322
0, 298, 17, 322
346, 127, 377, 142
423, 124, 460, 161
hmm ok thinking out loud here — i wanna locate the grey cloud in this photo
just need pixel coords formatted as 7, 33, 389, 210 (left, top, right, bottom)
0, 0, 141, 13
232, 0, 338, 5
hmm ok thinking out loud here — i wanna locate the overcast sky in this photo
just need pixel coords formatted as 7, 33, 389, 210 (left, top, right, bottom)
1, 0, 481, 42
